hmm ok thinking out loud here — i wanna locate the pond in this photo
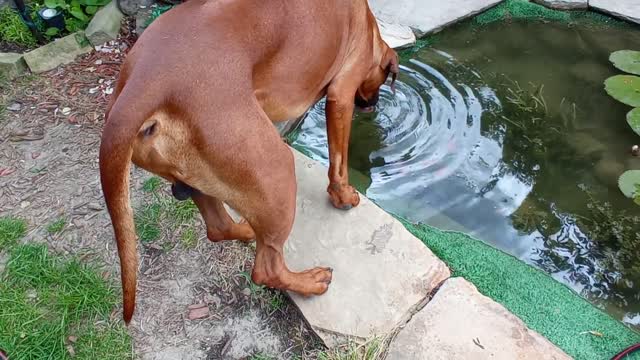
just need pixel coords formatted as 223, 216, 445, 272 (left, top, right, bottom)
289, 18, 640, 329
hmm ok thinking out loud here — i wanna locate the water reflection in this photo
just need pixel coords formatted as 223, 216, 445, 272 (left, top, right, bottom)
292, 39, 639, 327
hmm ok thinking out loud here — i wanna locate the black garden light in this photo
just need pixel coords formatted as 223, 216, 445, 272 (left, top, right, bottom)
37, 6, 65, 31
13, 0, 46, 44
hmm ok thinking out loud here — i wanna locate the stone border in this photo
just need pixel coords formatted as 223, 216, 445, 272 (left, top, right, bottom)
0, 1, 122, 78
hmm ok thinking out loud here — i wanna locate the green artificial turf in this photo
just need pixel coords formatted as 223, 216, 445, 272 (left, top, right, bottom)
400, 219, 640, 360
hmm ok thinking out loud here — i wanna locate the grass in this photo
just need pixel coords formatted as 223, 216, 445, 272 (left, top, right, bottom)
135, 177, 200, 246
47, 218, 67, 234
0, 217, 27, 250
0, 244, 133, 359
0, 7, 37, 48
314, 337, 388, 360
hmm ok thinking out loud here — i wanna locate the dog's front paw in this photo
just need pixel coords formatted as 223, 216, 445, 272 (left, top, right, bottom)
327, 183, 360, 210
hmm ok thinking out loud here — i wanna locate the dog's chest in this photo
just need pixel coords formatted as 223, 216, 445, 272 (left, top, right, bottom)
255, 90, 317, 122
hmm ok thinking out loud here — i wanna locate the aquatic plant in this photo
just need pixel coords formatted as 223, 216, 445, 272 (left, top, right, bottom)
604, 50, 640, 203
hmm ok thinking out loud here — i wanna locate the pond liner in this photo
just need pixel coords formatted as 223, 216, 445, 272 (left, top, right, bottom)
397, 218, 640, 360
612, 343, 640, 360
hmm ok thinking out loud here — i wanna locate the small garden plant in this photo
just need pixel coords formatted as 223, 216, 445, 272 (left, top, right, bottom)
604, 50, 640, 205
0, 7, 37, 49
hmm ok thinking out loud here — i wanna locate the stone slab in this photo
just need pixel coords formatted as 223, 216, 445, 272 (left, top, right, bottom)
589, 0, 640, 24
533, 0, 587, 9
0, 52, 27, 79
23, 32, 92, 74
376, 18, 416, 49
386, 278, 571, 360
368, 0, 502, 37
285, 149, 451, 343
85, 1, 124, 46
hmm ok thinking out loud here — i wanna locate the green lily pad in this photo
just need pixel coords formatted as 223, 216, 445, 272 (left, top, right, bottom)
610, 50, 640, 76
618, 170, 640, 198
627, 108, 640, 136
605, 75, 640, 107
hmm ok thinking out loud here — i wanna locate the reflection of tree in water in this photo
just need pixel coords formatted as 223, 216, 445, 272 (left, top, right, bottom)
485, 76, 640, 317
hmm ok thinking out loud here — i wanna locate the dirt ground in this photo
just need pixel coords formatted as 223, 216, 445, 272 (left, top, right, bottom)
0, 20, 325, 360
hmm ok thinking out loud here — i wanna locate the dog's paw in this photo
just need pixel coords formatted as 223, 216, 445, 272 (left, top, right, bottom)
294, 267, 333, 296
327, 183, 360, 210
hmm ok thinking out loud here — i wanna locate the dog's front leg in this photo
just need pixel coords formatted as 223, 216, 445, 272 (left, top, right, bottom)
325, 85, 360, 210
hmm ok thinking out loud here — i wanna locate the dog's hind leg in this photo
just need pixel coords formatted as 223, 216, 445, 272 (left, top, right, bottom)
191, 192, 256, 242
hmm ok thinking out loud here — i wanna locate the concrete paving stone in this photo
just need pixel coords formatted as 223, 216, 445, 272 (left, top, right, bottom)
368, 0, 502, 37
285, 149, 451, 344
533, 0, 588, 9
589, 0, 640, 24
386, 278, 572, 360
0, 52, 27, 79
23, 32, 92, 74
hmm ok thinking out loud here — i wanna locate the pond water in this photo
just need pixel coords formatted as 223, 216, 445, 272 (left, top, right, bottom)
289, 19, 640, 328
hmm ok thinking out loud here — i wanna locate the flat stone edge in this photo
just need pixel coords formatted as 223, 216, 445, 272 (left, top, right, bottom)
0, 52, 28, 79
287, 148, 451, 345
386, 277, 572, 359
22, 32, 93, 74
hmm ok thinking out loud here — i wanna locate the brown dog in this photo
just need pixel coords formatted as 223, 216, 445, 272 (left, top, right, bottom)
100, 0, 399, 324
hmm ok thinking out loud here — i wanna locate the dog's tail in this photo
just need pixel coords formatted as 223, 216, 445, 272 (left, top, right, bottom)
99, 81, 159, 325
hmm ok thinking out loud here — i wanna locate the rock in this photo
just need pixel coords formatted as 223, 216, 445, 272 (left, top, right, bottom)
116, 0, 155, 16
376, 18, 416, 49
589, 0, 640, 25
23, 32, 92, 74
0, 0, 15, 8
367, 0, 502, 37
386, 278, 571, 360
135, 7, 154, 36
7, 103, 21, 111
85, 1, 124, 46
0, 52, 27, 79
285, 149, 450, 345
533, 0, 588, 10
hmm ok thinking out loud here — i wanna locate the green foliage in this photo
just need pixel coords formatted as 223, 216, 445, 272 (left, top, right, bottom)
0, 217, 27, 251
610, 50, 640, 76
604, 75, 640, 107
41, 0, 110, 34
618, 170, 640, 199
577, 185, 640, 288
145, 4, 174, 27
142, 176, 163, 193
0, 7, 37, 48
0, 244, 133, 359
135, 202, 162, 243
47, 218, 67, 234
627, 107, 640, 136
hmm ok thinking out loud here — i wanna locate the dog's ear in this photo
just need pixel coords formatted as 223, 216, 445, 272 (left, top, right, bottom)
382, 47, 400, 94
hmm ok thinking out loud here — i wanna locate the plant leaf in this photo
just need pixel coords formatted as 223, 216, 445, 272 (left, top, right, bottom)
618, 170, 640, 198
44, 0, 64, 8
45, 27, 60, 36
610, 50, 640, 76
85, 5, 97, 14
627, 108, 640, 136
605, 75, 640, 107
69, 6, 88, 21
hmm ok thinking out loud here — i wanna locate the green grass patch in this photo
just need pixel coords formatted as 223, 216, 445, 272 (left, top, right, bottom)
0, 217, 27, 250
135, 202, 163, 243
180, 227, 198, 248
135, 178, 200, 246
47, 218, 67, 234
0, 244, 133, 359
142, 176, 163, 193
400, 220, 640, 360
0, 7, 37, 48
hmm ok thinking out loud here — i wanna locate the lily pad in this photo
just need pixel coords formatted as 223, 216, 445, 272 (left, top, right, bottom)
605, 75, 640, 107
618, 170, 640, 198
610, 50, 640, 76
627, 108, 640, 136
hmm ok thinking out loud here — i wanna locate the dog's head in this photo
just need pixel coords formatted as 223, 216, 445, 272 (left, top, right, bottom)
355, 44, 399, 113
